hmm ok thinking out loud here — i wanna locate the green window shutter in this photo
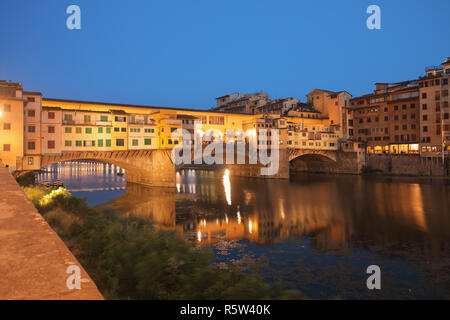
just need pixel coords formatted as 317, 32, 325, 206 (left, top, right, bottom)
98, 127, 103, 134
76, 140, 82, 147
64, 140, 72, 147
64, 127, 72, 133
144, 139, 151, 145
100, 115, 108, 121
76, 127, 82, 134
106, 127, 111, 134
106, 139, 111, 147
86, 128, 92, 134
132, 139, 138, 146
98, 139, 103, 147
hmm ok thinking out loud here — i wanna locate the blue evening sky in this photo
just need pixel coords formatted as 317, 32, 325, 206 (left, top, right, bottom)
1, 0, 450, 109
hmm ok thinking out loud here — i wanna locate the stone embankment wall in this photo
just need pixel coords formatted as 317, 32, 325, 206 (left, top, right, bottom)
365, 154, 447, 176
0, 167, 103, 300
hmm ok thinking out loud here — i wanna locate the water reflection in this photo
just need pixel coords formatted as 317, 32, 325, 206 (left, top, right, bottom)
37, 161, 126, 205
42, 161, 450, 298
106, 183, 176, 227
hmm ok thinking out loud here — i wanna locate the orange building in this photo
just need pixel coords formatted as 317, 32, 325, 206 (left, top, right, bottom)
349, 81, 420, 154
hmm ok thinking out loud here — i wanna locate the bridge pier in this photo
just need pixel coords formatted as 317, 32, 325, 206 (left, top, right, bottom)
226, 148, 290, 179
125, 150, 175, 188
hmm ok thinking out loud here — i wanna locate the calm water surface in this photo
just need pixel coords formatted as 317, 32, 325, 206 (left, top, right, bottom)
37, 161, 450, 299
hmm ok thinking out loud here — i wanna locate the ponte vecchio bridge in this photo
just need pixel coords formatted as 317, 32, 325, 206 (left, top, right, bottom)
0, 84, 361, 186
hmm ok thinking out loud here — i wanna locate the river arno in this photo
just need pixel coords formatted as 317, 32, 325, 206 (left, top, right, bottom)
37, 161, 450, 299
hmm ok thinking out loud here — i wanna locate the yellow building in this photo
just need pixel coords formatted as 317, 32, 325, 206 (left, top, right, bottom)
2, 85, 342, 172
23, 91, 43, 170
0, 81, 25, 170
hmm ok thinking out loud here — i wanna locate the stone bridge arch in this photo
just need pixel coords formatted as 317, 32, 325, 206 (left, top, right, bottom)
288, 148, 339, 173
288, 149, 337, 163
41, 150, 175, 188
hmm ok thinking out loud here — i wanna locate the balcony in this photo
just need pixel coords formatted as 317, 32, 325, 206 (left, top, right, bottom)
425, 65, 442, 72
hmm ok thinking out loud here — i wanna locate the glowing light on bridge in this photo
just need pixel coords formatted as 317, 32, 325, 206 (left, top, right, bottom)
223, 169, 231, 205
237, 210, 241, 224
197, 231, 202, 242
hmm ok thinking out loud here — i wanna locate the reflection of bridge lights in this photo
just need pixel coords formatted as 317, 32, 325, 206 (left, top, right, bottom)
203, 219, 206, 227
225, 214, 229, 224
197, 231, 202, 242
280, 199, 285, 220
249, 220, 253, 234
223, 169, 231, 205
176, 183, 181, 193
237, 211, 241, 224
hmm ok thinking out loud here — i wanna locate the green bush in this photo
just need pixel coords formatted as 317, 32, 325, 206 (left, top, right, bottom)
16, 171, 36, 187
24, 186, 307, 300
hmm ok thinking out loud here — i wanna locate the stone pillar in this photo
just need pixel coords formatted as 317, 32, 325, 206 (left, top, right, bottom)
126, 149, 175, 188
227, 148, 289, 180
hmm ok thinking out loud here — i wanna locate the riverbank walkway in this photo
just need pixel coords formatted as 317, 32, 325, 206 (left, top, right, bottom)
0, 167, 103, 300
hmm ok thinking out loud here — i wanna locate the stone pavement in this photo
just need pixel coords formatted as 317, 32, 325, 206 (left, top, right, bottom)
0, 167, 103, 300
